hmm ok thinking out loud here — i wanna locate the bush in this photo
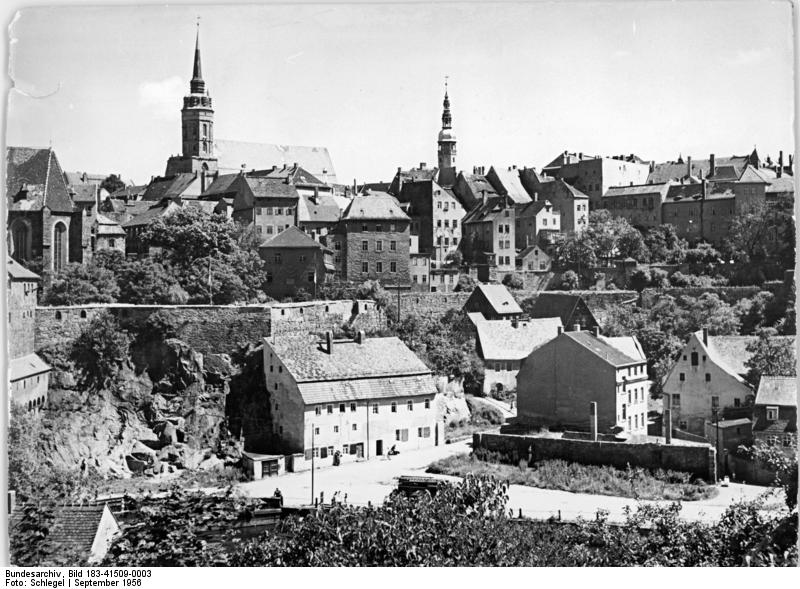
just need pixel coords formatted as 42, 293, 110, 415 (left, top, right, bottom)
560, 270, 580, 290
70, 312, 132, 389
502, 273, 524, 289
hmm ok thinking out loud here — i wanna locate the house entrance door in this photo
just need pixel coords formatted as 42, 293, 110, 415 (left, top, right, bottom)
375, 440, 383, 456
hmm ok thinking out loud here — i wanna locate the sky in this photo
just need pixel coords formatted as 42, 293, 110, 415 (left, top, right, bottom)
4, 1, 796, 186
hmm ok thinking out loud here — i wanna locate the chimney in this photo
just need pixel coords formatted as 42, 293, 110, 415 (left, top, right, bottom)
649, 160, 655, 173
686, 156, 692, 177
702, 327, 709, 346
665, 407, 673, 444
702, 178, 707, 199
592, 326, 600, 337
709, 153, 716, 177
589, 402, 598, 442
790, 154, 794, 169
272, 165, 278, 172
573, 324, 581, 332
293, 162, 298, 169
325, 330, 333, 354
355, 330, 366, 344
778, 151, 783, 178
282, 163, 287, 170
557, 326, 563, 336
420, 162, 426, 169
511, 319, 518, 328
313, 186, 319, 203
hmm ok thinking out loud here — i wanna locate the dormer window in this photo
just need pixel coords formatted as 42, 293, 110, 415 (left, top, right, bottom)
766, 406, 779, 421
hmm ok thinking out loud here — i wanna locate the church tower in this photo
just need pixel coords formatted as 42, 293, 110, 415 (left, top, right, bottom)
437, 80, 457, 170
165, 23, 218, 178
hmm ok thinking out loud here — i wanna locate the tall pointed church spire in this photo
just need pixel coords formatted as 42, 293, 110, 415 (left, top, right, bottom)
437, 76, 456, 170
190, 19, 205, 94
441, 77, 452, 130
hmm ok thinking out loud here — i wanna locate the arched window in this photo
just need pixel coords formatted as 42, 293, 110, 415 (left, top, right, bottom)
53, 222, 67, 272
10, 220, 32, 262
80, 310, 87, 319
55, 311, 62, 320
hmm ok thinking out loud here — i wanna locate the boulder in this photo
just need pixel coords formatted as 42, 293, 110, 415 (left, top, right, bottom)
198, 455, 224, 471
155, 421, 179, 445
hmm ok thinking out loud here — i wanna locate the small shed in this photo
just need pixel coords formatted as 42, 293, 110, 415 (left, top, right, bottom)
242, 452, 285, 480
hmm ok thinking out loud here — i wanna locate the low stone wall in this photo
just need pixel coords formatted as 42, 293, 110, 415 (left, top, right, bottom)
727, 454, 778, 486
641, 286, 764, 307
474, 432, 717, 481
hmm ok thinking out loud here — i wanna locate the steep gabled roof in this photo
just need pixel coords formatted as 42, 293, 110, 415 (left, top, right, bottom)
470, 284, 523, 316
476, 317, 562, 360
244, 176, 300, 199
94, 214, 126, 236
703, 333, 795, 378
141, 174, 198, 201
249, 164, 322, 185
108, 184, 148, 200
648, 155, 750, 184
599, 336, 646, 363
754, 376, 797, 407
121, 200, 179, 228
566, 330, 641, 367
297, 191, 341, 224
9, 353, 51, 382
463, 195, 514, 224
259, 226, 326, 249
736, 165, 770, 184
486, 166, 532, 204
200, 173, 241, 198
7, 257, 40, 281
6, 147, 74, 213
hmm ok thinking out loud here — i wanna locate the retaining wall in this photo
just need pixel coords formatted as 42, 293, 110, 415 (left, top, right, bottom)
473, 432, 717, 481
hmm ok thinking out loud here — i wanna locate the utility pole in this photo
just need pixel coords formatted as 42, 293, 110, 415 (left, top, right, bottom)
713, 407, 721, 478
311, 422, 315, 506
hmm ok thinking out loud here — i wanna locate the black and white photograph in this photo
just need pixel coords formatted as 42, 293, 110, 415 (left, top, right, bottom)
2, 0, 798, 569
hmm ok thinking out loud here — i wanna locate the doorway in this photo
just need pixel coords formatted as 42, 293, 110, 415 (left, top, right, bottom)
375, 439, 383, 456
435, 423, 439, 446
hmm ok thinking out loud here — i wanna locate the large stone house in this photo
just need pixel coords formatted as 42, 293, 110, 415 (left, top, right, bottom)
7, 258, 50, 411
516, 327, 650, 436
752, 376, 797, 454
474, 316, 562, 394
263, 332, 439, 471
258, 226, 334, 299
461, 196, 516, 277
663, 329, 795, 436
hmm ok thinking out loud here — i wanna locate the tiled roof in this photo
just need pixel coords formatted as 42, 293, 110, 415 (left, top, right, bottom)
269, 335, 430, 383
9, 353, 50, 381
736, 165, 769, 184
765, 176, 795, 194
463, 196, 513, 224
94, 214, 126, 236
297, 191, 341, 224
108, 184, 147, 199
648, 155, 751, 183
665, 183, 704, 202
755, 376, 797, 407
472, 284, 523, 316
714, 418, 753, 429
515, 199, 556, 219
342, 192, 409, 221
214, 139, 338, 184
121, 201, 177, 228
599, 336, 646, 362
297, 374, 436, 405
6, 147, 75, 213
250, 164, 323, 185
64, 171, 107, 186
753, 418, 795, 435
141, 174, 198, 201
10, 504, 117, 559
184, 200, 219, 215
7, 257, 40, 281
477, 317, 562, 360
259, 226, 326, 249
557, 179, 590, 200
201, 173, 240, 197
463, 173, 497, 196
566, 330, 640, 366
69, 183, 98, 203
244, 176, 300, 199
603, 182, 672, 198
703, 333, 795, 378
529, 292, 585, 325
487, 166, 532, 203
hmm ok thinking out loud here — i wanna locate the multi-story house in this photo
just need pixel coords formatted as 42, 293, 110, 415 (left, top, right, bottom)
461, 196, 515, 277
601, 182, 672, 228
229, 175, 299, 240
92, 214, 126, 254
258, 227, 334, 299
663, 329, 795, 436
463, 284, 523, 321
541, 151, 651, 210
452, 167, 498, 212
516, 327, 650, 436
7, 258, 50, 411
396, 179, 465, 265
514, 199, 560, 249
326, 191, 411, 286
518, 168, 588, 235
473, 315, 562, 394
263, 331, 439, 470
752, 376, 797, 454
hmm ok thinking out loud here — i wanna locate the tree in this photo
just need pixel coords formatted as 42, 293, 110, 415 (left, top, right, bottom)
356, 279, 391, 310
444, 250, 463, 267
680, 293, 740, 337
501, 273, 523, 289
70, 312, 132, 390
642, 225, 687, 264
723, 205, 794, 270
142, 207, 239, 266
117, 259, 188, 304
454, 274, 476, 292
42, 263, 119, 305
734, 291, 775, 335
91, 248, 127, 273
629, 268, 651, 293
99, 174, 125, 195
744, 328, 796, 389
559, 270, 580, 290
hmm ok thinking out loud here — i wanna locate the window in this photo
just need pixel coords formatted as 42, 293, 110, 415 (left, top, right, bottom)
425, 399, 431, 409
350, 402, 357, 412
276, 208, 283, 215
266, 225, 274, 234
327, 405, 333, 414
256, 226, 263, 235
691, 352, 698, 366
679, 373, 685, 381
671, 394, 680, 407
453, 220, 458, 228
299, 255, 306, 262
334, 241, 341, 251
362, 261, 369, 274
766, 406, 779, 421
395, 429, 409, 442
315, 406, 322, 416
418, 427, 431, 438
437, 220, 442, 227
372, 403, 379, 414
390, 261, 397, 273
314, 427, 320, 435
783, 436, 793, 447
376, 224, 383, 232
390, 241, 397, 251
711, 396, 719, 409
705, 373, 711, 382
505, 361, 512, 371
320, 447, 328, 459
376, 240, 383, 252
334, 425, 339, 433
362, 223, 368, 232
376, 262, 383, 273
734, 398, 741, 408
407, 400, 413, 411
361, 240, 368, 251
437, 202, 442, 209
274, 253, 282, 264
391, 402, 397, 413
256, 207, 262, 216
390, 223, 396, 231
339, 403, 346, 413
352, 423, 358, 431
679, 420, 688, 430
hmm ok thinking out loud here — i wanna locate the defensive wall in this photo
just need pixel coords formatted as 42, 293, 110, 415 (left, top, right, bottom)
473, 432, 717, 481
35, 300, 385, 355
641, 285, 776, 307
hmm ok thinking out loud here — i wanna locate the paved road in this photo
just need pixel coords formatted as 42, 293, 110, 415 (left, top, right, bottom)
239, 443, 785, 523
